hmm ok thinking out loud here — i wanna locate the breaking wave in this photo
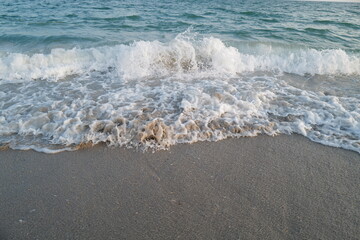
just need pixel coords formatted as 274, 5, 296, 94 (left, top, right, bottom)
0, 34, 359, 83
0, 33, 359, 153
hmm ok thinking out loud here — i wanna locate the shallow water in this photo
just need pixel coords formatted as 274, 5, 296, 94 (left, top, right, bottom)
0, 0, 359, 153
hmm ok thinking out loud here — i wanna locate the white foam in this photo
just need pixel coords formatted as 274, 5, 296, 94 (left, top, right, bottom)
0, 34, 359, 154
0, 35, 359, 83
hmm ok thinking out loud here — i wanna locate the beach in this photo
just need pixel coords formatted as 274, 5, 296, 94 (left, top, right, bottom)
1, 1, 360, 239
1, 134, 359, 239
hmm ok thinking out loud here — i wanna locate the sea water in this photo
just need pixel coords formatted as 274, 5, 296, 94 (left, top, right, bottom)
0, 0, 359, 153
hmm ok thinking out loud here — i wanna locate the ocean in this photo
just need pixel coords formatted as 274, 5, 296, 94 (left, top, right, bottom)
0, 0, 359, 153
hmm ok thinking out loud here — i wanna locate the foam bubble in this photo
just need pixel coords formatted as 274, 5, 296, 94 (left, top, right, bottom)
0, 35, 359, 83
0, 34, 359, 153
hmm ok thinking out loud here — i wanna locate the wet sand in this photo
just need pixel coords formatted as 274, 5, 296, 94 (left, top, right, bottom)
0, 134, 359, 240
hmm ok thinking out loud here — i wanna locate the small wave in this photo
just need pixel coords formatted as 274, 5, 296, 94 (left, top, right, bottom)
182, 13, 205, 19
204, 12, 216, 16
27, 19, 66, 26
92, 7, 112, 10
210, 7, 239, 15
314, 20, 335, 24
260, 18, 279, 23
313, 20, 360, 29
304, 27, 332, 34
65, 13, 78, 18
83, 15, 142, 22
0, 34, 100, 48
126, 15, 142, 20
0, 33, 359, 83
239, 11, 262, 17
175, 21, 192, 27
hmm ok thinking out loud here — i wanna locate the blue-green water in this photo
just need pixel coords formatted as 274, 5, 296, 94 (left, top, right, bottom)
1, 0, 359, 52
0, 0, 359, 153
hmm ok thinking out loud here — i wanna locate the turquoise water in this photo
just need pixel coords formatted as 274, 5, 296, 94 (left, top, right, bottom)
0, 0, 359, 153
1, 0, 359, 52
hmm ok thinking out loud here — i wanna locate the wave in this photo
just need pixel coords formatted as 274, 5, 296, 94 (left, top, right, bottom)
0, 33, 359, 154
0, 34, 359, 83
0, 34, 100, 54
313, 20, 360, 29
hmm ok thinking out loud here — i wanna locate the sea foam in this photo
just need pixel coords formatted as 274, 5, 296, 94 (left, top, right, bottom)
0, 35, 359, 83
0, 34, 359, 153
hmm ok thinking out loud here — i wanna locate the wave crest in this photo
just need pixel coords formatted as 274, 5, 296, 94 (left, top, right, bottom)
0, 34, 359, 82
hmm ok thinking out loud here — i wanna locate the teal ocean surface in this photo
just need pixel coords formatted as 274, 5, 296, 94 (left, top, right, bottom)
0, 0, 359, 153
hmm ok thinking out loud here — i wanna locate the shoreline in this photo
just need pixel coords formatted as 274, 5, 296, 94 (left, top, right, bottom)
0, 134, 359, 239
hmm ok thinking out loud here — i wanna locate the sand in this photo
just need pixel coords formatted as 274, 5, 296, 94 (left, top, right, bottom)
0, 134, 359, 240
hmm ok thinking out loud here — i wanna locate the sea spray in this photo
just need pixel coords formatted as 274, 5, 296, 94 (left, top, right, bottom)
1, 35, 359, 83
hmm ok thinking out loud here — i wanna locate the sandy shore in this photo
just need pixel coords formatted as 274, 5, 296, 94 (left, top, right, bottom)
0, 134, 359, 240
